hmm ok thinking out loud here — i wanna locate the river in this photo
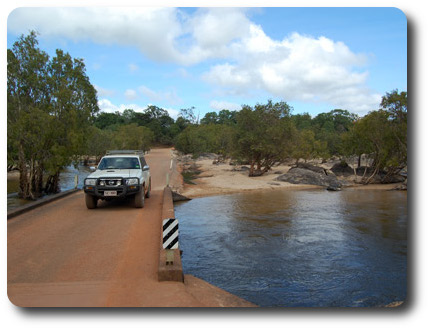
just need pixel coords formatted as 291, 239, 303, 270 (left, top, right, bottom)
7, 165, 91, 209
174, 188, 407, 307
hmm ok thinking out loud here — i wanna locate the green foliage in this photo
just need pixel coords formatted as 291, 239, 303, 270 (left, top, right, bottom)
94, 111, 125, 130
341, 91, 407, 183
175, 124, 235, 156
86, 126, 115, 160
7, 31, 99, 198
234, 100, 294, 176
173, 95, 406, 181
312, 109, 358, 155
8, 33, 407, 195
291, 129, 329, 163
93, 106, 178, 145
113, 124, 154, 152
200, 109, 237, 125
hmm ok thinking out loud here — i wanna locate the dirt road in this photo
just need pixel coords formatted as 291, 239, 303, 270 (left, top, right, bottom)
7, 148, 255, 307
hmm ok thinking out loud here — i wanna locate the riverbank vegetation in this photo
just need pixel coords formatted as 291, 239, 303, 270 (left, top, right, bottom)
8, 32, 407, 200
175, 93, 407, 184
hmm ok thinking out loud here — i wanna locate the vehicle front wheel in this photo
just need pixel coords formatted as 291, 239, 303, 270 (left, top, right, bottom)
134, 186, 145, 208
85, 194, 97, 209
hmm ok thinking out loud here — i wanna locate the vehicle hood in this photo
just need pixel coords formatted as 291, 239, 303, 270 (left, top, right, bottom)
87, 169, 142, 179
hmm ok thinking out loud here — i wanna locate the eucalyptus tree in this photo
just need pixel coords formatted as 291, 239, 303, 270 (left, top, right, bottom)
234, 100, 295, 176
8, 31, 99, 198
113, 123, 154, 152
7, 31, 51, 198
340, 90, 407, 183
44, 49, 99, 193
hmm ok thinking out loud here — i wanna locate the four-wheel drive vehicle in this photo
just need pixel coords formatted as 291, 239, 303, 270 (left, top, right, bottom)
83, 150, 151, 209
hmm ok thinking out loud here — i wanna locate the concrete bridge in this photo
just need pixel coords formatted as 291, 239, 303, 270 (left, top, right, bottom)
7, 148, 256, 307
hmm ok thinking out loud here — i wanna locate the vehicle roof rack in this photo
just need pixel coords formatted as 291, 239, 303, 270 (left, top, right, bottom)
106, 150, 144, 155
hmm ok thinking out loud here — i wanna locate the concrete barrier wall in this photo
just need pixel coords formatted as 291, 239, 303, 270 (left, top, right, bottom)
158, 187, 184, 282
7, 189, 80, 220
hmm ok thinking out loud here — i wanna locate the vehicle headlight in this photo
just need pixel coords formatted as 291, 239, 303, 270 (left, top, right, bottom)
85, 178, 97, 186
126, 178, 139, 185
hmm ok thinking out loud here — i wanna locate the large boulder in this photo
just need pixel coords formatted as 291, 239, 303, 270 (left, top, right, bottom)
275, 166, 343, 188
331, 162, 355, 176
295, 162, 327, 175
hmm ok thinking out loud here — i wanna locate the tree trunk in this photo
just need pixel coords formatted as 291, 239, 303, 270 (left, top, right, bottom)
45, 171, 61, 194
28, 160, 44, 199
249, 159, 255, 177
17, 144, 31, 199
33, 162, 44, 197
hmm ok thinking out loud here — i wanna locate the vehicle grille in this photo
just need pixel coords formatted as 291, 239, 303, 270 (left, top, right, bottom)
97, 178, 123, 187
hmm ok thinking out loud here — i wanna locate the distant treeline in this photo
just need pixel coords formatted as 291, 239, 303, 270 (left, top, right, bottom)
8, 31, 407, 200
173, 95, 407, 181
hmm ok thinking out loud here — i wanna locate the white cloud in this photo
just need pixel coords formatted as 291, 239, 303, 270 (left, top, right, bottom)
97, 98, 179, 119
8, 7, 185, 63
164, 108, 180, 120
8, 7, 381, 113
98, 99, 120, 113
203, 29, 379, 114
124, 89, 138, 100
94, 85, 115, 98
210, 100, 242, 111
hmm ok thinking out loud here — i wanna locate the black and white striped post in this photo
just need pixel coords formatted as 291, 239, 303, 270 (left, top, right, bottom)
162, 218, 179, 265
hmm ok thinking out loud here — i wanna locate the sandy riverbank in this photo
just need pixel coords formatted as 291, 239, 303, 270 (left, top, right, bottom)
172, 152, 401, 199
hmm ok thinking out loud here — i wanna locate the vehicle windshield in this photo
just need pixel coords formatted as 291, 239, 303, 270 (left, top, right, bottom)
98, 157, 141, 170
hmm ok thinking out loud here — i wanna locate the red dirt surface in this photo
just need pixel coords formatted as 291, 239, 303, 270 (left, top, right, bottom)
7, 148, 256, 307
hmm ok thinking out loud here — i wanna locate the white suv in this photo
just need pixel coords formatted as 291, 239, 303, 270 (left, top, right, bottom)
83, 150, 151, 209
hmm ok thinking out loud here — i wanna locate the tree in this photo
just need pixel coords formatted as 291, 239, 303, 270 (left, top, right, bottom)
179, 107, 198, 124
94, 111, 125, 130
312, 109, 358, 156
291, 112, 313, 130
341, 104, 407, 184
380, 89, 407, 163
8, 32, 99, 198
174, 124, 235, 156
291, 129, 329, 164
85, 126, 115, 163
200, 111, 218, 125
44, 49, 99, 193
8, 31, 51, 199
234, 100, 294, 176
114, 124, 154, 152
200, 109, 238, 125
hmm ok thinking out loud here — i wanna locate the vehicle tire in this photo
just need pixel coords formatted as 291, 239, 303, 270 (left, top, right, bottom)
145, 179, 151, 198
134, 185, 145, 208
85, 194, 97, 209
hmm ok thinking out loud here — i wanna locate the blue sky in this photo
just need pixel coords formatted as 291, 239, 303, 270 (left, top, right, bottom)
7, 7, 407, 119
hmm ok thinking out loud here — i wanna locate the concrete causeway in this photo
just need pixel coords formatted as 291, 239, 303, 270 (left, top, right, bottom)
7, 148, 256, 307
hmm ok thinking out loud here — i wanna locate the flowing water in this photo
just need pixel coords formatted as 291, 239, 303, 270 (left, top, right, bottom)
7, 165, 91, 209
174, 188, 407, 307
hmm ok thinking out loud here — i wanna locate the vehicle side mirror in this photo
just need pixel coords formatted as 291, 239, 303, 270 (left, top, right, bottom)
89, 166, 96, 172
143, 165, 150, 171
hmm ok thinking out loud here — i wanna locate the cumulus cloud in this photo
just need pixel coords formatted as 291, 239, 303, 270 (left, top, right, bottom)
8, 7, 381, 113
203, 29, 379, 114
210, 100, 242, 111
94, 85, 115, 98
97, 98, 179, 119
98, 99, 150, 113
